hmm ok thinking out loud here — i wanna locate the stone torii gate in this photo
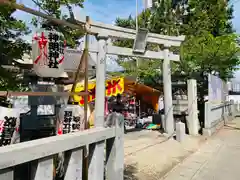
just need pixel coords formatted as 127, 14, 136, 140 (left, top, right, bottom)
1, 0, 184, 135
0, 1, 185, 180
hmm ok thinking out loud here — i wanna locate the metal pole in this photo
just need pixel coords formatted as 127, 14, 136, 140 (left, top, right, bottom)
135, 0, 139, 80
136, 0, 138, 31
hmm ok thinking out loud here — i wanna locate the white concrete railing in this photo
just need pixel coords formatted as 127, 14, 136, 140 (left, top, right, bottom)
0, 116, 124, 180
203, 100, 236, 136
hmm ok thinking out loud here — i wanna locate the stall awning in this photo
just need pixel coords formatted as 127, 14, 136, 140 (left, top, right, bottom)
124, 79, 160, 110
64, 77, 160, 110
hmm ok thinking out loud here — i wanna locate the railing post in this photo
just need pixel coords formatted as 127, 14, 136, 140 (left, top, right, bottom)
230, 100, 235, 117
203, 102, 212, 136
223, 102, 228, 123
105, 113, 124, 180
64, 148, 83, 180
0, 168, 13, 180
88, 34, 108, 180
31, 156, 53, 180
204, 102, 211, 129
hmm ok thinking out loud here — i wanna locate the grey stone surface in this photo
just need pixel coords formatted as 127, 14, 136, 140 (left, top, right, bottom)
162, 118, 240, 180
176, 122, 185, 142
124, 130, 203, 180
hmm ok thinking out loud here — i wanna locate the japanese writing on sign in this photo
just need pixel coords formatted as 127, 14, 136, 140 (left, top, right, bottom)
32, 30, 66, 69
63, 111, 81, 134
76, 78, 124, 105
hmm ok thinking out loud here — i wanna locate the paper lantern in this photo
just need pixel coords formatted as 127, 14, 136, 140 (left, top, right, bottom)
32, 29, 68, 78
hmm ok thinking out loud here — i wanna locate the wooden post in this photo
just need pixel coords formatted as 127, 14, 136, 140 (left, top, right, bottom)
84, 16, 90, 130
82, 16, 90, 180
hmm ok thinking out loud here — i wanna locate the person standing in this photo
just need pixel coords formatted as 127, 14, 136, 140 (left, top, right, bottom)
106, 94, 126, 133
112, 94, 124, 113
158, 95, 164, 114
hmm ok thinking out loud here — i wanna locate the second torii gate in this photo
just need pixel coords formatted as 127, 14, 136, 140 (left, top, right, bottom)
64, 40, 184, 135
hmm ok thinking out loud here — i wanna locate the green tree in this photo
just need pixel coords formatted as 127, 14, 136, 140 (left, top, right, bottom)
114, 0, 239, 86
179, 0, 238, 80
0, 0, 31, 91
184, 0, 234, 36
31, 0, 85, 48
180, 33, 239, 78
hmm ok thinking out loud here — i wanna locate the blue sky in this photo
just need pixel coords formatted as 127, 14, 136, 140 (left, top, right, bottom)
13, 0, 240, 41
14, 0, 144, 23
13, 0, 145, 41
13, 0, 240, 32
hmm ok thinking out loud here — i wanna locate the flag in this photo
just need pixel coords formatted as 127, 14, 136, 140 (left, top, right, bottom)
143, 0, 153, 9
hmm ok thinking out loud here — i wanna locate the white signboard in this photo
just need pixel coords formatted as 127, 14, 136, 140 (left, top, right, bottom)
208, 74, 224, 103
60, 105, 91, 133
0, 106, 20, 146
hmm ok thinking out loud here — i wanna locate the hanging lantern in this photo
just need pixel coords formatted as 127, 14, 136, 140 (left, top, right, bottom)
32, 29, 68, 78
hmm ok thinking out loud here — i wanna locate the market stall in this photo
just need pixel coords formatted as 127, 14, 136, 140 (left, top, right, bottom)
64, 77, 160, 111
64, 77, 161, 130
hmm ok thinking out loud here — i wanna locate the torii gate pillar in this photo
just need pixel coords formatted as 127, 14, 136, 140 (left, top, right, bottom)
163, 46, 174, 135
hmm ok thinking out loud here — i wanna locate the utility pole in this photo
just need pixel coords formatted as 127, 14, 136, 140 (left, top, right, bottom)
136, 0, 139, 74
136, 0, 138, 31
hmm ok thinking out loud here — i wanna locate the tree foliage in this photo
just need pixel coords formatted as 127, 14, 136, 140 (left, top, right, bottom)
0, 0, 31, 90
179, 33, 240, 79
31, 0, 85, 48
114, 0, 239, 86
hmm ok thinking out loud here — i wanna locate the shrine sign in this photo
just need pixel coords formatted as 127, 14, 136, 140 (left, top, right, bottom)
32, 29, 67, 78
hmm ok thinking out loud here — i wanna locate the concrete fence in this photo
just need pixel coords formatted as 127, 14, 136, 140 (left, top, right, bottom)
203, 100, 236, 136
0, 115, 124, 180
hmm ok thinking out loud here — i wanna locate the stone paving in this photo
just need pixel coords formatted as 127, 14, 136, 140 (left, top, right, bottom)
124, 130, 204, 180
161, 117, 240, 180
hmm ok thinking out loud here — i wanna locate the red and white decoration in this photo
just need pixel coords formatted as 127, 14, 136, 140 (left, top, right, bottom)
32, 29, 68, 78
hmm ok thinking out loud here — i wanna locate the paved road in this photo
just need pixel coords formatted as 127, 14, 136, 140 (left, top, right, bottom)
162, 118, 240, 180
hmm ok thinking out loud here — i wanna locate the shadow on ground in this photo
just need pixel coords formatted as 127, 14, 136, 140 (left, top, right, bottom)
124, 164, 139, 180
125, 128, 143, 133
224, 125, 240, 131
